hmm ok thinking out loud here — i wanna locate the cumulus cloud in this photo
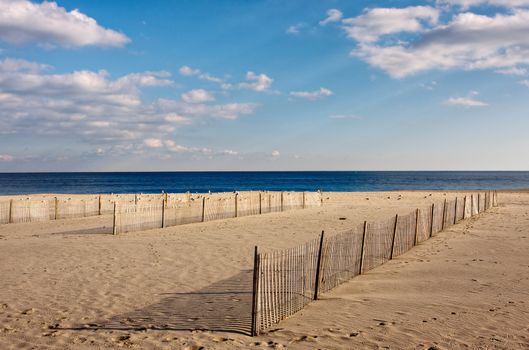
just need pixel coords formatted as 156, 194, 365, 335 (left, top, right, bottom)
350, 9, 529, 78
436, 0, 529, 8
178, 65, 224, 83
164, 113, 191, 124
0, 0, 130, 47
286, 23, 305, 34
290, 87, 333, 100
342, 6, 439, 43
495, 67, 527, 76
157, 98, 256, 120
144, 138, 163, 148
179, 65, 200, 76
239, 71, 273, 92
328, 114, 361, 120
445, 92, 488, 107
0, 154, 14, 161
181, 89, 215, 103
320, 9, 343, 26
271, 150, 280, 157
0, 57, 258, 156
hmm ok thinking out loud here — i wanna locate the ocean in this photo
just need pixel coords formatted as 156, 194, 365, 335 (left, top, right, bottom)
0, 171, 528, 195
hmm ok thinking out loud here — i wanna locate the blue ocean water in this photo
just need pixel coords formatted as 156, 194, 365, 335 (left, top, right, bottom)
0, 171, 528, 195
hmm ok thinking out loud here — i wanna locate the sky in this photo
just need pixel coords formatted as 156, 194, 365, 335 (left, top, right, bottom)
0, 0, 529, 171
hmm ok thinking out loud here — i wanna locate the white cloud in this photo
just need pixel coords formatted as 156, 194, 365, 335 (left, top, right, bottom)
164, 140, 189, 153
328, 114, 361, 120
181, 89, 215, 103
198, 73, 223, 83
222, 149, 238, 156
239, 71, 273, 92
271, 150, 280, 157
420, 80, 438, 90
290, 87, 333, 100
144, 138, 163, 148
495, 67, 527, 76
286, 23, 305, 34
342, 6, 439, 43
179, 65, 224, 83
437, 0, 529, 8
519, 79, 529, 87
445, 96, 488, 107
0, 0, 130, 47
164, 113, 191, 124
320, 9, 343, 26
179, 65, 200, 76
0, 154, 14, 161
157, 98, 257, 120
351, 10, 529, 78
0, 57, 258, 154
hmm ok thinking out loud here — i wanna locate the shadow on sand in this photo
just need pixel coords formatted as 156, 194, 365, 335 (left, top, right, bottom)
62, 269, 254, 335
51, 226, 114, 235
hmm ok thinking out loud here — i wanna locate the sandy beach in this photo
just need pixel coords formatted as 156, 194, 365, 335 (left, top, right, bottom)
1, 190, 528, 349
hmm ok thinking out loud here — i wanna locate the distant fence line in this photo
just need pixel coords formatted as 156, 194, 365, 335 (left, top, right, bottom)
0, 191, 323, 229
250, 190, 498, 336
113, 191, 323, 234
0, 193, 150, 225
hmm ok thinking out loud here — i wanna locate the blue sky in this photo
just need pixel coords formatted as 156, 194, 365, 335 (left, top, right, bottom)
0, 0, 528, 171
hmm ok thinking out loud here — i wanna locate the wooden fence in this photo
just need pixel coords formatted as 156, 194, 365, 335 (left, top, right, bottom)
0, 190, 323, 233
113, 191, 324, 234
250, 190, 498, 336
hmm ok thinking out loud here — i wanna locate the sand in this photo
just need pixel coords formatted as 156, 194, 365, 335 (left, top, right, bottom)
0, 191, 527, 349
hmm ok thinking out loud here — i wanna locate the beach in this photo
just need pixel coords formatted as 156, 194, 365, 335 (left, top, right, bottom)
1, 190, 528, 349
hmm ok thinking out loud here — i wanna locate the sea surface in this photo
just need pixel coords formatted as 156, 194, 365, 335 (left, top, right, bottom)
0, 171, 528, 195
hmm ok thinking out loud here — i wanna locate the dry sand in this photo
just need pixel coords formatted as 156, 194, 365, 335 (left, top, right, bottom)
0, 191, 528, 349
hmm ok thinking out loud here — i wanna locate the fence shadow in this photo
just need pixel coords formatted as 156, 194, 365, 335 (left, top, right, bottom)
51, 226, 114, 235
64, 269, 254, 335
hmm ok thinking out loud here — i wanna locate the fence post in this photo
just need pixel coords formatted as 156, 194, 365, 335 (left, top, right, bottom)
454, 197, 458, 224
259, 192, 262, 215
161, 199, 165, 228
313, 230, 325, 300
201, 196, 206, 222
54, 197, 58, 220
302, 192, 305, 209
429, 203, 434, 238
112, 202, 117, 235
478, 193, 481, 213
453, 197, 457, 225
251, 246, 260, 336
441, 198, 447, 231
359, 221, 367, 275
462, 195, 467, 219
471, 194, 474, 216
234, 192, 238, 218
413, 208, 419, 246
8, 199, 12, 224
494, 190, 498, 206
280, 192, 284, 212
390, 214, 399, 260
98, 194, 102, 216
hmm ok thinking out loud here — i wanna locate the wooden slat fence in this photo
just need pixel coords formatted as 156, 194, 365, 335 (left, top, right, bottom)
392, 211, 417, 258
251, 191, 498, 335
255, 238, 320, 332
111, 191, 323, 234
319, 223, 364, 293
